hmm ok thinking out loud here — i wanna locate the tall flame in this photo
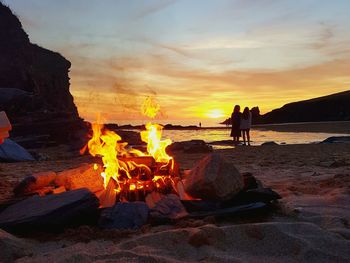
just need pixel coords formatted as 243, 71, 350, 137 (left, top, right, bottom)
141, 123, 172, 163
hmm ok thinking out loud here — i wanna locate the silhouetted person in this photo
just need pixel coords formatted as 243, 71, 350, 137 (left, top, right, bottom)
230, 105, 241, 144
240, 107, 252, 145
199, 122, 201, 128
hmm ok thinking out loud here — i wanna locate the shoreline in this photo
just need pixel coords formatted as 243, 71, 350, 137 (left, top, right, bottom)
110, 121, 350, 134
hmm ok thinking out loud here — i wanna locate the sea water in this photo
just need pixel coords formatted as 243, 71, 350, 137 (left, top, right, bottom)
161, 128, 348, 146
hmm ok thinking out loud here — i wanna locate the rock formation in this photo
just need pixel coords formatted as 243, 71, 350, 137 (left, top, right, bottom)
0, 3, 84, 146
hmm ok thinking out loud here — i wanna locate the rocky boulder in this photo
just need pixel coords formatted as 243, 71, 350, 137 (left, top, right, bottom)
184, 153, 244, 201
0, 188, 100, 233
0, 3, 84, 146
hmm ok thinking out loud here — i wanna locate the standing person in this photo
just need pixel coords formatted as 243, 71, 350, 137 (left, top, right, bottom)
240, 107, 252, 146
230, 105, 241, 144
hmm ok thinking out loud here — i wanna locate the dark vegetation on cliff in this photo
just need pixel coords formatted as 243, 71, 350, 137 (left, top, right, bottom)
0, 2, 85, 148
221, 90, 350, 125
256, 90, 350, 124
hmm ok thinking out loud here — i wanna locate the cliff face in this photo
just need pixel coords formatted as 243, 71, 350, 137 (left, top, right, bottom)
0, 2, 78, 122
0, 3, 85, 146
257, 90, 350, 124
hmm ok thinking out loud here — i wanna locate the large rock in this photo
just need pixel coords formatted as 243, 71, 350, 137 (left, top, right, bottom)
0, 138, 34, 162
185, 153, 244, 201
0, 188, 100, 232
167, 140, 212, 154
99, 202, 149, 230
0, 229, 32, 262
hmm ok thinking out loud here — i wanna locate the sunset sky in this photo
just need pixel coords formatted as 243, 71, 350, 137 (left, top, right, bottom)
4, 0, 350, 126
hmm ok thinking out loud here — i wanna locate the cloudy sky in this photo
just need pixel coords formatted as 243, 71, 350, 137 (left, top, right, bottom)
4, 0, 350, 125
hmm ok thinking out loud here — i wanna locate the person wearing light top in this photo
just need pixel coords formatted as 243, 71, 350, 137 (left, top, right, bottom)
240, 107, 252, 146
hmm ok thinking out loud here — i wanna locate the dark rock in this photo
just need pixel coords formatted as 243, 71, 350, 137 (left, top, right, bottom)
167, 140, 212, 154
184, 153, 244, 201
0, 229, 32, 262
261, 141, 278, 146
241, 172, 259, 190
321, 136, 350, 144
0, 188, 99, 233
98, 202, 149, 230
150, 194, 188, 223
0, 139, 34, 162
107, 129, 144, 146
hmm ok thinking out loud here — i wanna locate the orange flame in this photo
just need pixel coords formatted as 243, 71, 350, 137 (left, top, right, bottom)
84, 97, 175, 206
141, 123, 172, 163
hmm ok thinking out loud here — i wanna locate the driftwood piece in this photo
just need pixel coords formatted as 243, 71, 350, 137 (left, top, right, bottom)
97, 179, 117, 208
14, 171, 57, 196
0, 189, 100, 233
14, 163, 104, 196
55, 163, 104, 193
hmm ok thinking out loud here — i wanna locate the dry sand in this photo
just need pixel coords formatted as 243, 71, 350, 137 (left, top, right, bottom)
0, 143, 350, 262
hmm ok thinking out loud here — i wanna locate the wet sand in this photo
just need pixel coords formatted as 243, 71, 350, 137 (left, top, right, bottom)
1, 143, 350, 262
252, 121, 350, 134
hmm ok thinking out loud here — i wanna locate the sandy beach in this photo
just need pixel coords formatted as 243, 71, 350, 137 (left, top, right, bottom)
1, 142, 349, 262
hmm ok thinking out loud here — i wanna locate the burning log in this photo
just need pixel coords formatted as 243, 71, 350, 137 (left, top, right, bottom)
14, 171, 57, 196
14, 163, 104, 197
55, 163, 104, 192
119, 156, 155, 168
97, 179, 117, 208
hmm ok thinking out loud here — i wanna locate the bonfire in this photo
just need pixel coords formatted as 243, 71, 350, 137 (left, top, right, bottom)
82, 96, 178, 207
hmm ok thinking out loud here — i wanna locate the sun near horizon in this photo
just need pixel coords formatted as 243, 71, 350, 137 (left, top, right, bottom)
4, 0, 350, 125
